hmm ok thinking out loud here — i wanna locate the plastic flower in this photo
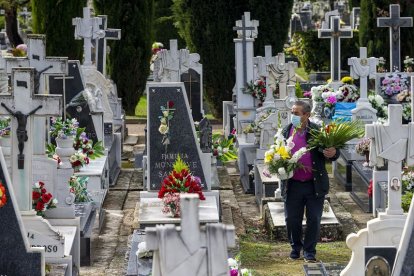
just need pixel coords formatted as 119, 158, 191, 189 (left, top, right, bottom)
32, 182, 57, 216
0, 182, 7, 207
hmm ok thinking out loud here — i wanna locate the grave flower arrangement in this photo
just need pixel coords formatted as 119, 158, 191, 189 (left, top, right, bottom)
228, 258, 252, 276
368, 93, 388, 119
404, 56, 414, 72
244, 78, 267, 104
69, 176, 92, 202
308, 120, 365, 149
336, 83, 359, 102
32, 181, 57, 216
355, 138, 371, 166
50, 117, 79, 139
0, 117, 11, 137
381, 71, 409, 97
311, 84, 333, 102
0, 181, 7, 208
264, 128, 308, 180
158, 155, 205, 217
377, 57, 386, 73
69, 152, 89, 172
212, 133, 238, 163
73, 128, 105, 159
321, 91, 337, 107
402, 169, 414, 212
11, 44, 27, 57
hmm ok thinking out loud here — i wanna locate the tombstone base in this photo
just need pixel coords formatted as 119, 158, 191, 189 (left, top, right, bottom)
264, 202, 341, 241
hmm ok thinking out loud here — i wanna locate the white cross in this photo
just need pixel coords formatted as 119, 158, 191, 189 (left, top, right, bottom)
0, 68, 62, 212
318, 16, 353, 84
365, 105, 409, 216
268, 53, 297, 99
348, 47, 378, 105
72, 7, 105, 66
255, 46, 277, 105
4, 34, 68, 94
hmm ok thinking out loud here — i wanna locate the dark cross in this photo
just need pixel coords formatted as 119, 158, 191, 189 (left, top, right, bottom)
96, 15, 121, 75
318, 15, 353, 83
233, 12, 257, 87
377, 4, 413, 71
0, 68, 62, 211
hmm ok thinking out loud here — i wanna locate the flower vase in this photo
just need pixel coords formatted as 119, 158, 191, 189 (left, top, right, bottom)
55, 136, 75, 169
323, 105, 335, 119
278, 171, 294, 180
170, 205, 180, 218
407, 66, 413, 73
0, 135, 11, 156
73, 166, 81, 173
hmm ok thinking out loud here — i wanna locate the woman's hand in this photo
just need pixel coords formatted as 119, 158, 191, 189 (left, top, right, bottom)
323, 147, 336, 159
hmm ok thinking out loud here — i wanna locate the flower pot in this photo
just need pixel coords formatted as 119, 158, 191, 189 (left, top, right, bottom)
0, 135, 11, 156
55, 136, 75, 169
73, 166, 81, 173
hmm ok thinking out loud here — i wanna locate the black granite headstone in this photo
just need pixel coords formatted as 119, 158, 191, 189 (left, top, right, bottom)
49, 60, 99, 143
365, 246, 396, 273
0, 155, 43, 275
96, 15, 121, 75
181, 69, 203, 121
148, 84, 207, 190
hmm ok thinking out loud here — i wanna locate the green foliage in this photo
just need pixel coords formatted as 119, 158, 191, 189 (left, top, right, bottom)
172, 154, 189, 172
250, 0, 294, 55
295, 82, 303, 98
94, 0, 154, 115
152, 0, 184, 48
402, 191, 413, 212
31, 0, 85, 59
286, 30, 359, 73
212, 133, 238, 162
0, 14, 5, 30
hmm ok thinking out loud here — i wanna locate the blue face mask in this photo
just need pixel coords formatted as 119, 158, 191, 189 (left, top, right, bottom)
291, 114, 301, 127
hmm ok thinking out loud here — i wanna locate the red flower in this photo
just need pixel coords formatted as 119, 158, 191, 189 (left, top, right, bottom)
42, 193, 52, 203
41, 188, 46, 194
261, 88, 266, 93
38, 181, 45, 187
32, 191, 41, 200
168, 101, 174, 108
368, 179, 373, 197
0, 182, 7, 207
36, 201, 45, 212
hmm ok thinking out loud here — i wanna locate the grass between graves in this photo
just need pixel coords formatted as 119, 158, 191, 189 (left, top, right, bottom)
135, 95, 148, 118
238, 237, 351, 276
295, 67, 309, 81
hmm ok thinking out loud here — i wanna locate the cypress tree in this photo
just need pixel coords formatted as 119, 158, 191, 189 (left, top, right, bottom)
31, 0, 85, 59
153, 0, 184, 48
94, 0, 154, 115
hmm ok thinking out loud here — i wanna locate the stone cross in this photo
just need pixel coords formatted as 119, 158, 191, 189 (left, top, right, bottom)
73, 7, 105, 66
255, 45, 277, 106
233, 12, 259, 87
377, 4, 413, 72
275, 85, 299, 127
348, 47, 378, 105
365, 105, 408, 217
96, 15, 121, 75
0, 68, 62, 212
4, 34, 68, 94
318, 16, 353, 84
146, 194, 235, 276
268, 53, 297, 99
154, 39, 180, 82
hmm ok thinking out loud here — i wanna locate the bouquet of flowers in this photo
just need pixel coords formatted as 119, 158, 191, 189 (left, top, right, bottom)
308, 120, 365, 149
0, 117, 11, 137
73, 128, 105, 159
212, 133, 238, 162
404, 56, 414, 72
69, 152, 89, 171
368, 93, 388, 119
50, 117, 79, 139
381, 71, 409, 97
69, 176, 92, 202
336, 83, 359, 102
244, 78, 267, 104
264, 129, 308, 179
228, 258, 252, 276
158, 155, 205, 217
377, 57, 386, 73
32, 181, 57, 216
11, 44, 27, 57
311, 84, 333, 102
402, 169, 414, 212
321, 91, 337, 107
355, 138, 371, 155
402, 103, 411, 122
341, 76, 354, 84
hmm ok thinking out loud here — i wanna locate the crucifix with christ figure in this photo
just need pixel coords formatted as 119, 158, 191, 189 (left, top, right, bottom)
0, 68, 62, 212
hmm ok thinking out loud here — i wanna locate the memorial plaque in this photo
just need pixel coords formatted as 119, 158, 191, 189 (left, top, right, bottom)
147, 84, 207, 190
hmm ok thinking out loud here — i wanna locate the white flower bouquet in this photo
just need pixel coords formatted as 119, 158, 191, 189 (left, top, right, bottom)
264, 129, 307, 180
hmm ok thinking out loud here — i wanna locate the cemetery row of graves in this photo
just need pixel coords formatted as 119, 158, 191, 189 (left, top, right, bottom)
1, 2, 414, 276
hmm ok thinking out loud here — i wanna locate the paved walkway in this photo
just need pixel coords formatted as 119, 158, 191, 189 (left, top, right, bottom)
79, 122, 373, 275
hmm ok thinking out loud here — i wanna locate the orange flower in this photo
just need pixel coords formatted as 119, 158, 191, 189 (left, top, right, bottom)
0, 182, 7, 208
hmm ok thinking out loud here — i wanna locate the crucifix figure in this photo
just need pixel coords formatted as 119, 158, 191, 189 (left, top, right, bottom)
377, 4, 413, 72
366, 105, 409, 216
233, 12, 259, 87
318, 16, 353, 87
73, 7, 105, 66
4, 34, 68, 94
1, 103, 42, 169
0, 68, 62, 211
348, 47, 378, 105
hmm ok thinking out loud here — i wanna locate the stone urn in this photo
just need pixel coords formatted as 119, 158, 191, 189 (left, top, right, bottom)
55, 136, 76, 169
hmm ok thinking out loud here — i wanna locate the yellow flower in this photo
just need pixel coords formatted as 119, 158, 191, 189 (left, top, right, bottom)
264, 151, 273, 163
276, 146, 290, 159
159, 124, 169, 135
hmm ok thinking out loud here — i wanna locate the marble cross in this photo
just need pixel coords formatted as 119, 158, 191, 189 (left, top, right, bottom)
268, 53, 297, 99
96, 15, 121, 75
146, 194, 235, 276
377, 4, 413, 72
255, 45, 277, 105
348, 47, 378, 106
72, 7, 105, 66
154, 39, 180, 82
318, 16, 353, 85
365, 105, 408, 217
4, 34, 68, 94
0, 68, 62, 211
233, 12, 259, 87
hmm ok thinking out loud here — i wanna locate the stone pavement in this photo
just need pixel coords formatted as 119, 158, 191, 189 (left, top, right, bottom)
79, 122, 372, 275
